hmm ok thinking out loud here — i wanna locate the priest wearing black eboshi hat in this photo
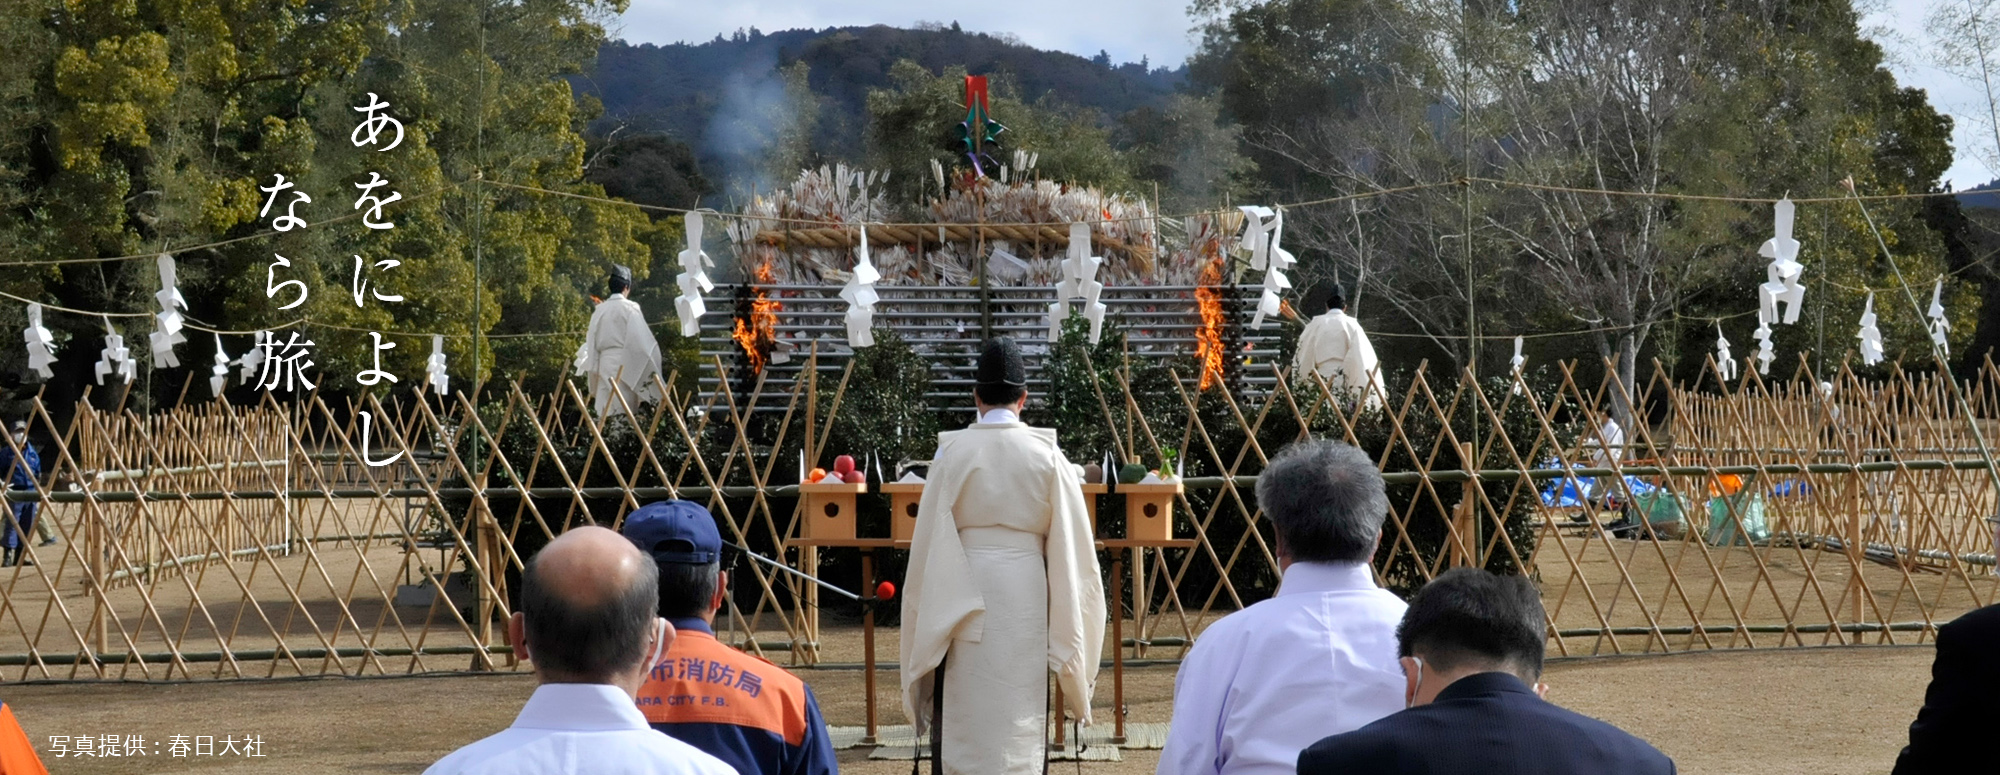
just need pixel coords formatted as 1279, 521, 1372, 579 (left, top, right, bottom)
898, 337, 1105, 774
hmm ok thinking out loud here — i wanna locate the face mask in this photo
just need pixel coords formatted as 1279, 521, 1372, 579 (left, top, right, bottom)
645, 618, 669, 668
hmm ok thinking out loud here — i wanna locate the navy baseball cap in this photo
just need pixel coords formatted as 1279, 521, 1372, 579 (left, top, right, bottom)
621, 500, 722, 565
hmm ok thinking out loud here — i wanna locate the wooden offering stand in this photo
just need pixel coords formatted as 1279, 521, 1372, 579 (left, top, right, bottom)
1091, 477, 1194, 746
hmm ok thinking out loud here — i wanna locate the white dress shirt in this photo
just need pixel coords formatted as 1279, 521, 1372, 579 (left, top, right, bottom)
1158, 561, 1408, 775
425, 683, 739, 775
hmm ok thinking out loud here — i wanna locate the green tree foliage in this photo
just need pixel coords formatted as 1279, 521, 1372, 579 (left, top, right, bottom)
2, 0, 662, 412
1194, 0, 1969, 402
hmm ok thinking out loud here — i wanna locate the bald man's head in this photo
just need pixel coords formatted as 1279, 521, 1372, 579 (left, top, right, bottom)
520, 526, 660, 683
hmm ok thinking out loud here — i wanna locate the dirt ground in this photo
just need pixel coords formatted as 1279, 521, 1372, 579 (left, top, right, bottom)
0, 644, 1935, 774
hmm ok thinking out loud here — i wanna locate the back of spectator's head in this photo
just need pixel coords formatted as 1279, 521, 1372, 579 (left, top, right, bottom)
1255, 440, 1386, 564
1398, 568, 1547, 681
621, 500, 726, 620
518, 526, 661, 684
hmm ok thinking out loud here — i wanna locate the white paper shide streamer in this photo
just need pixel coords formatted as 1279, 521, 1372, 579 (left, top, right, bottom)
1509, 336, 1526, 394
1857, 292, 1885, 366
675, 210, 717, 337
237, 331, 270, 385
149, 253, 187, 368
1752, 306, 1775, 375
841, 224, 880, 348
1049, 223, 1108, 343
95, 318, 135, 385
1239, 206, 1296, 328
209, 334, 230, 398
1758, 197, 1805, 325
23, 303, 56, 380
1716, 324, 1737, 381
1928, 279, 1951, 356
426, 334, 451, 396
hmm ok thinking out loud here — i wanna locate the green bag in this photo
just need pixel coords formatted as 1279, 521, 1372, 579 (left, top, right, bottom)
1706, 492, 1770, 546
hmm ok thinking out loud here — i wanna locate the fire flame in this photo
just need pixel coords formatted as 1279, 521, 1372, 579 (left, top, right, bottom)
1195, 258, 1226, 391
732, 263, 781, 374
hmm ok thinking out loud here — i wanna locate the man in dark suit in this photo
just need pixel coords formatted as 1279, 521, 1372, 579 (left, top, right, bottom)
1892, 602, 2000, 773
1297, 568, 1675, 775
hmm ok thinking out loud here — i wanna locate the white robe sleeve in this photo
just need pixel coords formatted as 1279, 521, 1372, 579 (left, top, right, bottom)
899, 434, 985, 732
1045, 451, 1106, 725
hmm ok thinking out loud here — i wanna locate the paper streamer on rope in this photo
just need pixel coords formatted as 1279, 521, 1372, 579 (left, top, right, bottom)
1048, 222, 1108, 343
1238, 206, 1296, 328
1509, 336, 1526, 394
1857, 292, 1885, 365
1758, 197, 1806, 325
209, 334, 230, 398
841, 224, 879, 348
426, 334, 451, 396
23, 303, 56, 379
675, 210, 717, 337
94, 318, 135, 385
1752, 306, 1775, 375
237, 331, 269, 384
148, 253, 187, 368
1716, 324, 1737, 381
1928, 279, 1950, 356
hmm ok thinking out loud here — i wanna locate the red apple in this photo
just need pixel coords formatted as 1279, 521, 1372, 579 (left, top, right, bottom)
843, 470, 866, 484
834, 455, 856, 475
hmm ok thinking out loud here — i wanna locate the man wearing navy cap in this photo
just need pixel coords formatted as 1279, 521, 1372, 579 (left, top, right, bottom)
623, 500, 838, 775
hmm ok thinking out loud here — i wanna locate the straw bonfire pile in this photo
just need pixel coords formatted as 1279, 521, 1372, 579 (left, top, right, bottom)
727, 164, 1222, 287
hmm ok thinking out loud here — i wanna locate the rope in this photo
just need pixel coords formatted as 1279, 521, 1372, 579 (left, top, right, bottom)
0, 183, 462, 268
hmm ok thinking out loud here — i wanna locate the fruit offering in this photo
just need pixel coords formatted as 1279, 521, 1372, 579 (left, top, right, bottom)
843, 469, 866, 484
808, 467, 827, 484
834, 455, 857, 475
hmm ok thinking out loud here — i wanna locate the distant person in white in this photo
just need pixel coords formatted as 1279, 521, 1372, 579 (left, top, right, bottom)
424, 527, 738, 775
1157, 440, 1408, 775
574, 264, 664, 417
1291, 284, 1386, 412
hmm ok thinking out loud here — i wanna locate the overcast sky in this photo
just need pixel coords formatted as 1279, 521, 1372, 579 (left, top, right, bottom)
614, 0, 1996, 190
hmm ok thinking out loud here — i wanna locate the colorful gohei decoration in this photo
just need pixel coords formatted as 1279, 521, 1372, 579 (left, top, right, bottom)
1049, 222, 1107, 344
957, 75, 1006, 177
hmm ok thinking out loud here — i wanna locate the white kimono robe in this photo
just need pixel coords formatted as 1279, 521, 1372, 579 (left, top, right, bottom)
1293, 309, 1387, 411
900, 419, 1105, 775
573, 292, 664, 417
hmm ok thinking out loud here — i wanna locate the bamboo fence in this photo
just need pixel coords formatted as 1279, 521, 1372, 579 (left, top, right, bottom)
1, 352, 1997, 682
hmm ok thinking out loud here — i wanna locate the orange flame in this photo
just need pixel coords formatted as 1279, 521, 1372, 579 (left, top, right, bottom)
732, 263, 781, 374
1195, 258, 1226, 391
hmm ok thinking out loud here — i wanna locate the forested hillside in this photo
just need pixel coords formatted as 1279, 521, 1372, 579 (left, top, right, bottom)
580, 24, 1188, 196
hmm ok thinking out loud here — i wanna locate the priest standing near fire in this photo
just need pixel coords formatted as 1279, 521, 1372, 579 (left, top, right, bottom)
574, 264, 664, 417
900, 336, 1105, 775
1293, 283, 1386, 411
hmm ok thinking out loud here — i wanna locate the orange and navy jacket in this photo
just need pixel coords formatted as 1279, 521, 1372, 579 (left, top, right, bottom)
635, 619, 837, 775
0, 700, 48, 775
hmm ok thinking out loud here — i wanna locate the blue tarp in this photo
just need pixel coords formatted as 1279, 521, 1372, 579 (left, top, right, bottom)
1540, 467, 1657, 507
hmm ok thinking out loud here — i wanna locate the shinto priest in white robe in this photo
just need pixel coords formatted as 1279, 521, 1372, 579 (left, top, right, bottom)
573, 289, 664, 417
899, 410, 1106, 774
1293, 308, 1387, 411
